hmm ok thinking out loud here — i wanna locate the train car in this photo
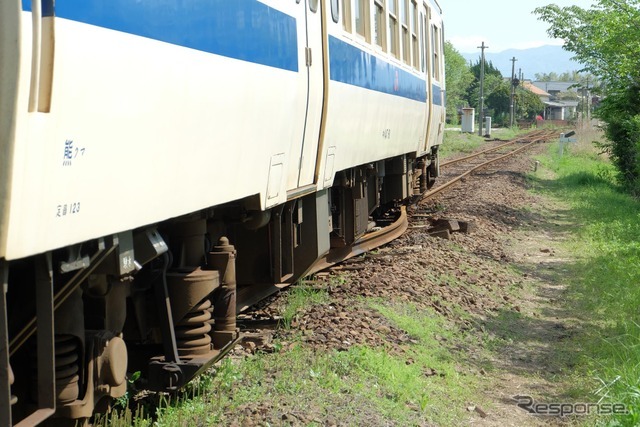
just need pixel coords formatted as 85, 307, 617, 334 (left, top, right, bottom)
0, 0, 445, 424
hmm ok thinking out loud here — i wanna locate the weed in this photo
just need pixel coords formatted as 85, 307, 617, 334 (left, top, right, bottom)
280, 279, 330, 329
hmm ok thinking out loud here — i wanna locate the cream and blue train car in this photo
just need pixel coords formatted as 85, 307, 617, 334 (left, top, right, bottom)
0, 0, 444, 424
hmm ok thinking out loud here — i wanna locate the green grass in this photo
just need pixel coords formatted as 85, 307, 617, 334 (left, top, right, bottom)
440, 127, 528, 159
440, 131, 487, 158
118, 297, 479, 426
279, 279, 330, 329
533, 141, 640, 426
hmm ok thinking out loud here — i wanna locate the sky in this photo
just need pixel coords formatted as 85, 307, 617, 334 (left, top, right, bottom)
445, 1, 596, 53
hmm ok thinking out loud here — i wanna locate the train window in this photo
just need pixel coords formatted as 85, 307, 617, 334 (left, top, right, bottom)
420, 14, 425, 73
411, 1, 419, 69
388, 0, 399, 57
432, 25, 440, 80
342, 0, 352, 32
373, 0, 386, 49
355, 0, 369, 40
331, 0, 339, 22
401, 0, 410, 64
310, 0, 318, 12
424, 14, 431, 75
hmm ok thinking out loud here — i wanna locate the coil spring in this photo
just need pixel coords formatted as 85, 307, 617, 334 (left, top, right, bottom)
175, 299, 212, 356
30, 335, 80, 404
54, 335, 80, 404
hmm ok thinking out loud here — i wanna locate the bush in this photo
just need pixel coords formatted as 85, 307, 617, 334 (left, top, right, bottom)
596, 86, 640, 195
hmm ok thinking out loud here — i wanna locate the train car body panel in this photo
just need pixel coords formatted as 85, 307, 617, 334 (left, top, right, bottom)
317, 0, 442, 186
0, 2, 21, 261
2, 0, 322, 260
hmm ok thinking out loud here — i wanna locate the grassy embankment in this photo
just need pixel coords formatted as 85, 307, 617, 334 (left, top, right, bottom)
533, 128, 640, 426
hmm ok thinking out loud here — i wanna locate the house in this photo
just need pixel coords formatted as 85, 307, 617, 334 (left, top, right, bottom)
522, 81, 550, 102
524, 80, 583, 121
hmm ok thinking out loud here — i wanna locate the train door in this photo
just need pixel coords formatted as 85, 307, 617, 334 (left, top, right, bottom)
289, 0, 324, 191
425, 5, 445, 148
421, 4, 434, 153
423, 2, 444, 152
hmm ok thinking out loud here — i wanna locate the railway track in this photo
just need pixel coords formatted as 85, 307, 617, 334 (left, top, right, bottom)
236, 129, 558, 313
231, 130, 560, 336
298, 129, 557, 276
236, 130, 557, 314
425, 129, 557, 199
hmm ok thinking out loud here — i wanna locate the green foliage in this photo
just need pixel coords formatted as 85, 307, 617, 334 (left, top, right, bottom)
595, 86, 640, 195
535, 1, 640, 90
535, 1, 640, 193
466, 73, 504, 117
114, 371, 142, 410
485, 80, 511, 124
468, 58, 503, 79
516, 86, 545, 120
444, 41, 474, 124
445, 43, 541, 125
463, 59, 512, 122
534, 71, 585, 82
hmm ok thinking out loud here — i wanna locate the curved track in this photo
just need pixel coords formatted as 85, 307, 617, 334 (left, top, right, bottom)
237, 130, 557, 311
311, 129, 557, 271
425, 129, 556, 199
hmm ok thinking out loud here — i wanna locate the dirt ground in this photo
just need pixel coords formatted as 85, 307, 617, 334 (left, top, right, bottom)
233, 140, 578, 426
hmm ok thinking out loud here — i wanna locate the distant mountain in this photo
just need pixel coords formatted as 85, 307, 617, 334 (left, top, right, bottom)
460, 45, 583, 79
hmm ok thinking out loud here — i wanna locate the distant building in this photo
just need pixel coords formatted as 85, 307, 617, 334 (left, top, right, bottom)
532, 81, 577, 99
522, 81, 550, 102
524, 80, 583, 121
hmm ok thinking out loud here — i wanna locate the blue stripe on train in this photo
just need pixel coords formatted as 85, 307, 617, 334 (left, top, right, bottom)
432, 84, 443, 106
328, 36, 427, 102
23, 1, 435, 103
22, 0, 299, 72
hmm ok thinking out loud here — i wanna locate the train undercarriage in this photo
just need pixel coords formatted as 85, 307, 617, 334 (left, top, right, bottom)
0, 149, 438, 425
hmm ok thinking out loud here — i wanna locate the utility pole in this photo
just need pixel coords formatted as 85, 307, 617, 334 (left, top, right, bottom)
516, 68, 523, 121
586, 77, 590, 123
509, 57, 518, 128
477, 42, 488, 136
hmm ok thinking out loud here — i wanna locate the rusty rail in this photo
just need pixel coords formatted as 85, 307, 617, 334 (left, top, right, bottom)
425, 130, 556, 199
309, 206, 408, 273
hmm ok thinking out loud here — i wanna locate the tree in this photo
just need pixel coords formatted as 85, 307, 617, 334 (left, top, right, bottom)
516, 87, 545, 120
469, 59, 502, 80
466, 74, 504, 121
535, 0, 640, 194
534, 71, 586, 82
485, 80, 511, 124
534, 71, 559, 82
444, 42, 474, 124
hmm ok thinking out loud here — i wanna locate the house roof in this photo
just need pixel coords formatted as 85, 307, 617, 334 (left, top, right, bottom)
533, 81, 580, 93
522, 81, 550, 97
544, 100, 579, 108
